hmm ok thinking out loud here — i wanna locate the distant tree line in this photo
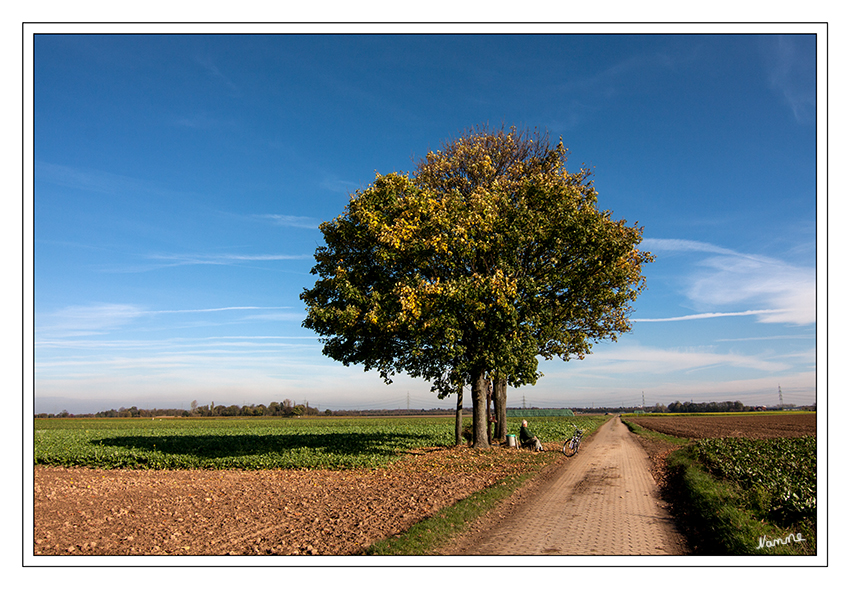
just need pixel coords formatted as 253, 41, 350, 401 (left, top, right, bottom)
186, 400, 324, 418
666, 400, 746, 413
328, 408, 458, 417
35, 399, 795, 419
582, 401, 784, 414
34, 399, 327, 419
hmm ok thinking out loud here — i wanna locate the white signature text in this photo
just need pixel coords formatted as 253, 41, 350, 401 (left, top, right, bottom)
757, 533, 806, 550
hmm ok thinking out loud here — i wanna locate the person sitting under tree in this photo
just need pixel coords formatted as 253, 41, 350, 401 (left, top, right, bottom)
519, 419, 543, 451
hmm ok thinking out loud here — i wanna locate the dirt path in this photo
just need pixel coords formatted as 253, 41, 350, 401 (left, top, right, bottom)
443, 416, 689, 555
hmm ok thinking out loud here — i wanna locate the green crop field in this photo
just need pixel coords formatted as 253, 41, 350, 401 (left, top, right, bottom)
34, 415, 605, 470
668, 435, 817, 555
693, 436, 816, 527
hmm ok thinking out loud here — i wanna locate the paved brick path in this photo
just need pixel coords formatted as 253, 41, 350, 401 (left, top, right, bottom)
455, 416, 688, 555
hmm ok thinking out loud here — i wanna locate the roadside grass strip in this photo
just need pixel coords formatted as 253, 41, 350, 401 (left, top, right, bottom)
620, 418, 690, 446
364, 470, 543, 555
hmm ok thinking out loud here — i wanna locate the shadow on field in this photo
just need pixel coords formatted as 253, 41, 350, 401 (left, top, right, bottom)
94, 432, 431, 459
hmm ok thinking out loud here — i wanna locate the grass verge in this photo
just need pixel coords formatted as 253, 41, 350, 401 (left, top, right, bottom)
364, 471, 535, 555
620, 417, 690, 446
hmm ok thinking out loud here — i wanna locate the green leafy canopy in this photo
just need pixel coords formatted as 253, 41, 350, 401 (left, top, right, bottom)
301, 125, 654, 396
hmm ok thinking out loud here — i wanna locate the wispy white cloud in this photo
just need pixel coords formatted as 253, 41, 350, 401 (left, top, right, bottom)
561, 344, 790, 376
37, 335, 319, 351
149, 305, 294, 315
37, 162, 185, 199
759, 35, 815, 123
193, 54, 240, 95
534, 340, 814, 405
535, 369, 815, 408
634, 310, 786, 323
550, 47, 702, 129
156, 253, 311, 263
34, 361, 439, 414
560, 49, 699, 101
98, 251, 313, 273
243, 312, 305, 322
36, 304, 300, 339
255, 214, 320, 229
143, 252, 313, 268
641, 238, 738, 256
715, 335, 813, 343
688, 253, 814, 325
319, 177, 363, 195
638, 238, 814, 325
36, 303, 146, 338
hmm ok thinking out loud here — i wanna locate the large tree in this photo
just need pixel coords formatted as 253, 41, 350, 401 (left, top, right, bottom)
301, 126, 653, 447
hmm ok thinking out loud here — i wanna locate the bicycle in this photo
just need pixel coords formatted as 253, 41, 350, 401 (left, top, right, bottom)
562, 425, 583, 456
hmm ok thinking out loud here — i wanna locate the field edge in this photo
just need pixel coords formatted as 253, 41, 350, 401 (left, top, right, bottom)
621, 415, 816, 556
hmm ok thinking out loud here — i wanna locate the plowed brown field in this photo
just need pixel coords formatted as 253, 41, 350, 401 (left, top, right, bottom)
627, 413, 816, 439
33, 445, 554, 556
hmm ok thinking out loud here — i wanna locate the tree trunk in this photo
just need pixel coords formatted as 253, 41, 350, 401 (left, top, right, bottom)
493, 378, 507, 443
455, 382, 464, 446
471, 369, 490, 448
486, 378, 493, 444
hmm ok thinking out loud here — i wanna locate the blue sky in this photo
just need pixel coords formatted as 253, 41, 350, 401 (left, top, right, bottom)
31, 30, 821, 414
